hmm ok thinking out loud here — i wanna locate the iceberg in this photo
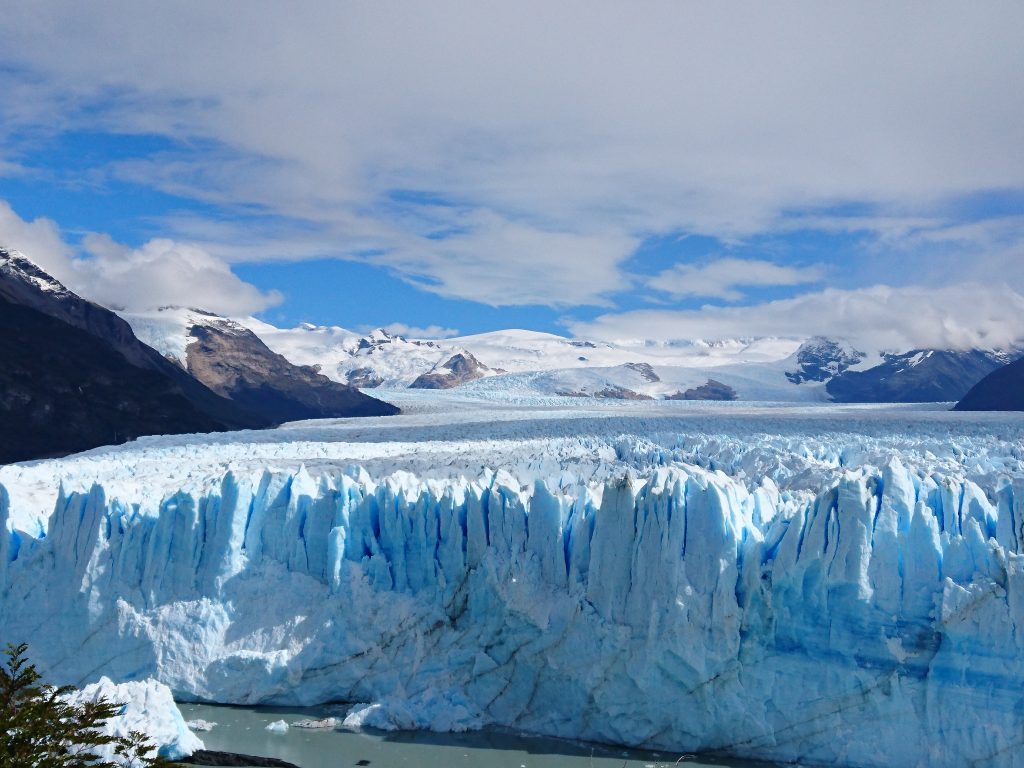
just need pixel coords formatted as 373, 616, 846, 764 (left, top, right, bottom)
61, 677, 204, 761
265, 719, 289, 733
2, 460, 1024, 766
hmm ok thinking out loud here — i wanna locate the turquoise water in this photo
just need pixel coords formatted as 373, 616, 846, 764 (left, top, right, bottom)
177, 703, 783, 768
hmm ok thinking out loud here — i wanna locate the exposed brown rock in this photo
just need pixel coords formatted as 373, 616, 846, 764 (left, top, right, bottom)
185, 321, 398, 421
345, 366, 385, 388
623, 362, 661, 382
558, 385, 654, 400
666, 379, 738, 401
409, 351, 491, 389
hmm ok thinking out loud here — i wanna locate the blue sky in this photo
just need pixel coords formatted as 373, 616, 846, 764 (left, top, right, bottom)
1, 3, 1023, 350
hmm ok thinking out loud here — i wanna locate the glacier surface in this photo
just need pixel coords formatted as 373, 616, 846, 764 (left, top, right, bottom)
4, 397, 1024, 767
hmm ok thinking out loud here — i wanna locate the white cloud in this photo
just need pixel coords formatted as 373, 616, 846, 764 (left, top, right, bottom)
0, 201, 77, 278
0, 201, 280, 316
77, 235, 282, 314
0, 3, 1022, 305
0, 159, 25, 177
379, 211, 638, 307
651, 258, 825, 301
379, 323, 460, 340
569, 284, 1024, 352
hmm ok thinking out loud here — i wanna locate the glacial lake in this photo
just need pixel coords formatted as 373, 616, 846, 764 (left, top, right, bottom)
177, 703, 785, 768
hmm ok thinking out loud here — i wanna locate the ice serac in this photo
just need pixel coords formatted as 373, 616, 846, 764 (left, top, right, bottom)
3, 463, 1024, 766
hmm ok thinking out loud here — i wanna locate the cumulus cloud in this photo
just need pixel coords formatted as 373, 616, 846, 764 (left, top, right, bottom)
77, 235, 282, 314
0, 3, 1022, 307
569, 284, 1024, 352
0, 201, 77, 278
650, 258, 825, 301
0, 201, 280, 316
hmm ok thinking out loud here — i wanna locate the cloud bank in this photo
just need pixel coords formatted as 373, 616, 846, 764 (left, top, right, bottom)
570, 284, 1024, 352
0, 3, 1022, 348
0, 2, 1021, 310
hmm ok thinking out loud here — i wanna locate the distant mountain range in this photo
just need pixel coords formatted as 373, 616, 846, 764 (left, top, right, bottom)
3, 243, 1021, 465
131, 311, 1018, 406
122, 306, 398, 421
0, 249, 396, 463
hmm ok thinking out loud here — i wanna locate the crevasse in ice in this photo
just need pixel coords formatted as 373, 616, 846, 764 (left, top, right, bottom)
2, 460, 1024, 767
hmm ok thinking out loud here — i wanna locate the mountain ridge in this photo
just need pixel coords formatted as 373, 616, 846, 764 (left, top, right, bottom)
194, 313, 1020, 404
0, 248, 270, 463
120, 306, 399, 422
0, 249, 397, 464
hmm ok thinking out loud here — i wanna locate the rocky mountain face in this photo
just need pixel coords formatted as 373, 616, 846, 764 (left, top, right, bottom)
409, 352, 493, 389
955, 358, 1024, 411
666, 379, 738, 401
556, 384, 654, 400
826, 349, 1014, 403
1, 249, 400, 464
784, 337, 1018, 403
183, 317, 398, 421
785, 337, 865, 384
0, 249, 269, 463
622, 362, 660, 382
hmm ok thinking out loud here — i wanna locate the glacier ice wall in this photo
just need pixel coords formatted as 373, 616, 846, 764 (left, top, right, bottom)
2, 463, 1024, 767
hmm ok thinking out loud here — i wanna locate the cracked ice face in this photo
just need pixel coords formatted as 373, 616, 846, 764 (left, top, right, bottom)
3, 396, 1024, 767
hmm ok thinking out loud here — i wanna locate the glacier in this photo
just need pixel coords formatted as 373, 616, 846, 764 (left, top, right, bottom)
4, 442, 1024, 767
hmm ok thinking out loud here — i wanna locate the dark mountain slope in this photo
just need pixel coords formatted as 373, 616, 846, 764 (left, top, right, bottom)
0, 248, 266, 432
0, 248, 397, 463
826, 349, 1012, 403
954, 358, 1024, 411
0, 298, 232, 463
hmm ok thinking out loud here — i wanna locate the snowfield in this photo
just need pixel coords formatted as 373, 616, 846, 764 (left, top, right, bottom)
120, 306, 815, 395
243, 322, 806, 388
4, 391, 1024, 766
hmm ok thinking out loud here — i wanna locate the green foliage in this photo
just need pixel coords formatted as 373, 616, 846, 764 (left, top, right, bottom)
0, 643, 172, 768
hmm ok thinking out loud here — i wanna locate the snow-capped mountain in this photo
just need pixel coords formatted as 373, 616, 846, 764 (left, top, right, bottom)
241, 321, 801, 387
784, 336, 869, 384
824, 347, 1019, 403
0, 250, 402, 464
239, 319, 814, 398
121, 306, 398, 422
243, 322, 452, 386
782, 336, 1019, 403
214, 319, 1019, 404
